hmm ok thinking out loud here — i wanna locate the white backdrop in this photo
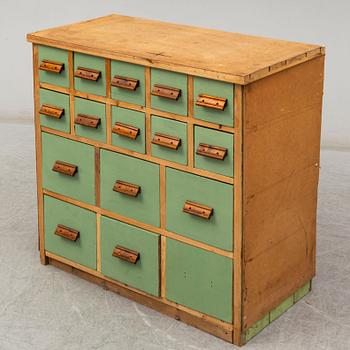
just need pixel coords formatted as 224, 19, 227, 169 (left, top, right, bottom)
0, 0, 349, 148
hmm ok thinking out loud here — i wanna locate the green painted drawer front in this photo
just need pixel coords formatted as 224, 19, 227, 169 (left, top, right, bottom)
151, 115, 187, 165
194, 126, 234, 177
166, 168, 233, 250
39, 89, 70, 133
111, 61, 145, 106
42, 133, 95, 205
111, 107, 145, 154
101, 216, 159, 296
38, 46, 69, 88
74, 97, 106, 143
194, 77, 234, 127
166, 239, 232, 322
74, 52, 106, 96
100, 150, 160, 227
44, 195, 96, 269
151, 69, 187, 116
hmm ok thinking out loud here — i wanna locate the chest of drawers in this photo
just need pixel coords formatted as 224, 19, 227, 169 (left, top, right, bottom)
27, 14, 325, 346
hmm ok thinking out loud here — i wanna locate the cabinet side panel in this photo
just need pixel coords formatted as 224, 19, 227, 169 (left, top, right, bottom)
242, 56, 324, 329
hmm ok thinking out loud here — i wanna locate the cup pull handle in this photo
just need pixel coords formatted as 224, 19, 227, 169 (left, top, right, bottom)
111, 75, 139, 91
39, 104, 64, 119
151, 84, 181, 100
151, 133, 181, 150
75, 114, 101, 128
112, 122, 140, 140
52, 160, 78, 176
183, 200, 213, 220
112, 245, 140, 264
39, 60, 64, 74
196, 143, 227, 160
55, 224, 80, 241
74, 66, 101, 81
196, 94, 227, 111
113, 180, 141, 197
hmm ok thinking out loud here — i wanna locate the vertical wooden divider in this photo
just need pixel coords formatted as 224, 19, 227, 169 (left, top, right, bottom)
160, 165, 167, 298
96, 213, 101, 272
105, 59, 112, 144
145, 67, 152, 155
233, 85, 243, 344
68, 51, 75, 135
187, 76, 194, 168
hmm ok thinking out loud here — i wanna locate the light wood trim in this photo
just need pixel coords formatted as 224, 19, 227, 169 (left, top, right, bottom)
161, 236, 166, 299
68, 51, 75, 135
160, 165, 167, 299
105, 58, 111, 98
106, 103, 112, 145
145, 66, 152, 155
41, 126, 234, 185
42, 189, 234, 259
187, 75, 194, 167
96, 212, 101, 272
160, 165, 166, 228
233, 85, 243, 344
95, 147, 100, 207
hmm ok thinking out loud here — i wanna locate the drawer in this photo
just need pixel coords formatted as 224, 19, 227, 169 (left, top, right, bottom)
111, 61, 145, 106
42, 132, 95, 205
111, 107, 145, 154
166, 168, 233, 250
194, 126, 234, 177
101, 216, 159, 296
100, 150, 160, 227
74, 52, 106, 96
39, 89, 70, 133
38, 45, 69, 88
166, 239, 232, 322
151, 115, 187, 165
194, 77, 234, 127
74, 97, 106, 143
151, 68, 187, 116
44, 195, 96, 269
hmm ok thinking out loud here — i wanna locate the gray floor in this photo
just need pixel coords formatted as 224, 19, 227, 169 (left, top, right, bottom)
0, 122, 349, 350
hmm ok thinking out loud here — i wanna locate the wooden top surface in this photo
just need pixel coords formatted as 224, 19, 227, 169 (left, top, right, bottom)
27, 14, 324, 84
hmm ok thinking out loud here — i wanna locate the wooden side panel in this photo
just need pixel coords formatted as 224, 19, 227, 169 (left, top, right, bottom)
242, 56, 324, 330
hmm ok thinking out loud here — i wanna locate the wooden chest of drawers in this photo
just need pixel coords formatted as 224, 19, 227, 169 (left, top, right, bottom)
27, 14, 325, 346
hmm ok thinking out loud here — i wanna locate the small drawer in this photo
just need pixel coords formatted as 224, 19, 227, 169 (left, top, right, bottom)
151, 115, 187, 165
38, 45, 69, 88
194, 77, 234, 127
42, 132, 95, 205
101, 216, 160, 296
39, 88, 70, 133
74, 97, 106, 143
111, 107, 145, 154
74, 52, 106, 96
194, 126, 234, 177
100, 150, 160, 227
44, 195, 96, 269
111, 61, 145, 106
166, 168, 233, 250
151, 68, 187, 116
166, 239, 232, 322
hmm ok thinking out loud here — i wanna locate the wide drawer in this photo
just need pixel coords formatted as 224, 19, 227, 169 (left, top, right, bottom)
44, 195, 96, 269
38, 45, 69, 88
166, 238, 232, 322
41, 132, 95, 205
166, 168, 233, 250
101, 216, 160, 296
74, 97, 106, 143
39, 89, 70, 133
194, 77, 234, 127
100, 150, 160, 227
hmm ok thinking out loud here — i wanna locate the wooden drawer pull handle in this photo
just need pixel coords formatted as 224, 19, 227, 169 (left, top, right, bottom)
196, 143, 227, 160
39, 60, 64, 74
52, 160, 78, 176
151, 84, 181, 100
75, 114, 101, 128
111, 75, 139, 91
196, 94, 227, 111
183, 200, 213, 220
151, 133, 181, 150
39, 104, 64, 119
112, 122, 140, 140
113, 180, 141, 197
112, 245, 139, 264
55, 224, 80, 241
74, 66, 101, 81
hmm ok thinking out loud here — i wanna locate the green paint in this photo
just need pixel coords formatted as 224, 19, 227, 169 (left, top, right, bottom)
111, 60, 145, 106
166, 168, 233, 250
41, 132, 95, 205
270, 296, 293, 322
294, 281, 311, 303
101, 216, 159, 296
151, 68, 187, 116
111, 107, 146, 154
44, 195, 96, 269
38, 45, 69, 88
194, 77, 234, 127
74, 52, 106, 96
39, 89, 70, 133
74, 97, 106, 143
151, 115, 187, 165
100, 150, 160, 227
245, 314, 269, 342
194, 126, 234, 177
166, 239, 232, 322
